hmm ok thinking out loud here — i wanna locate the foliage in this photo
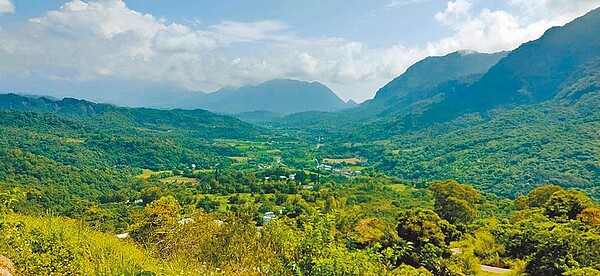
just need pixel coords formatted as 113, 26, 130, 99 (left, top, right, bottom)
429, 180, 481, 224
544, 190, 594, 220
0, 215, 167, 275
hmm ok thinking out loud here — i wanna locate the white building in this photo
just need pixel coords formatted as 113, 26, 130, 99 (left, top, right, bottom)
263, 211, 276, 224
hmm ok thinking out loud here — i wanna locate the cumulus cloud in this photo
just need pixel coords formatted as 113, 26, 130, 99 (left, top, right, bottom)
0, 0, 599, 101
0, 0, 412, 96
510, 0, 600, 19
427, 0, 600, 54
0, 0, 14, 14
434, 0, 473, 25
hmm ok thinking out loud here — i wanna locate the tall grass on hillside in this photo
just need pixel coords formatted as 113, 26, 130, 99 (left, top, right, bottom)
0, 214, 205, 275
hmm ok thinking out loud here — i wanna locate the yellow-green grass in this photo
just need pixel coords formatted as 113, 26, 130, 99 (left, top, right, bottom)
346, 166, 366, 171
373, 140, 392, 145
159, 176, 200, 185
401, 147, 424, 153
201, 193, 255, 212
1, 215, 156, 275
136, 169, 173, 180
229, 156, 250, 162
386, 184, 408, 192
323, 158, 362, 164
478, 270, 517, 276
0, 214, 211, 275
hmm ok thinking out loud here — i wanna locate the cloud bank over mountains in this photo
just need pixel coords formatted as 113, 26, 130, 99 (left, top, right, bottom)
0, 0, 598, 101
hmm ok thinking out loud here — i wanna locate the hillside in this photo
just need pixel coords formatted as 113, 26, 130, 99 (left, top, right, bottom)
0, 214, 210, 275
409, 8, 600, 127
270, 51, 507, 132
0, 93, 264, 138
371, 50, 508, 107
0, 94, 270, 185
266, 9, 600, 200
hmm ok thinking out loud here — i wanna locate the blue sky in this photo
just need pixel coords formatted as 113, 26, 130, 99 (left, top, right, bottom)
124, 1, 452, 47
0, 0, 599, 102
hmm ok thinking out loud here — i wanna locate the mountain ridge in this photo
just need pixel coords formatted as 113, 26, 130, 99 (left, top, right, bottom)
0, 93, 265, 139
187, 79, 352, 115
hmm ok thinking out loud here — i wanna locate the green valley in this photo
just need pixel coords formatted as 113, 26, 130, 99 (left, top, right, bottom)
0, 3, 600, 276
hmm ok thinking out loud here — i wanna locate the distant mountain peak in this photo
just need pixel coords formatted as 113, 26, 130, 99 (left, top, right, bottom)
167, 78, 350, 115
456, 49, 479, 56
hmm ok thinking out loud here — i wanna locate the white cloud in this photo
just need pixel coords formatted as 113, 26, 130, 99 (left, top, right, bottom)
0, 0, 599, 102
510, 0, 600, 19
0, 0, 14, 14
434, 0, 473, 25
427, 0, 600, 54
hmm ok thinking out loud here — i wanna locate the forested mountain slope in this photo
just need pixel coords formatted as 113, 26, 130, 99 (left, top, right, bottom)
370, 50, 508, 107
0, 93, 264, 138
266, 9, 600, 200
270, 51, 507, 132
407, 8, 600, 127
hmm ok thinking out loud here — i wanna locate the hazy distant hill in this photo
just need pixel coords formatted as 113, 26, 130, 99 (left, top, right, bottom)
5, 78, 353, 116
115, 79, 357, 115
158, 79, 353, 115
272, 51, 508, 131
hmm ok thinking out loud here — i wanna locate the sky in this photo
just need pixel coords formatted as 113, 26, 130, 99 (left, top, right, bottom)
0, 0, 599, 102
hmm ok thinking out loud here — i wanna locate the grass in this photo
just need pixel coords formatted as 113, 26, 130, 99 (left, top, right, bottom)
0, 214, 212, 275
323, 158, 362, 164
0, 214, 159, 275
229, 156, 250, 162
386, 184, 407, 192
159, 176, 200, 185
347, 166, 366, 171
136, 169, 173, 180
200, 193, 256, 213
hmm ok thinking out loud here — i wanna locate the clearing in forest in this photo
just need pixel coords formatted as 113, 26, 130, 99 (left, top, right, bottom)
323, 158, 362, 164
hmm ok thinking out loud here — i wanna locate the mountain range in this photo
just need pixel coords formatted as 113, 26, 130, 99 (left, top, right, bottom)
150, 79, 356, 115
0, 8, 598, 198
268, 8, 600, 198
5, 79, 355, 116
275, 8, 600, 133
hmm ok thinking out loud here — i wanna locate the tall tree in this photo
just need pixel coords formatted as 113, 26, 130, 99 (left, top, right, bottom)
428, 180, 481, 224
